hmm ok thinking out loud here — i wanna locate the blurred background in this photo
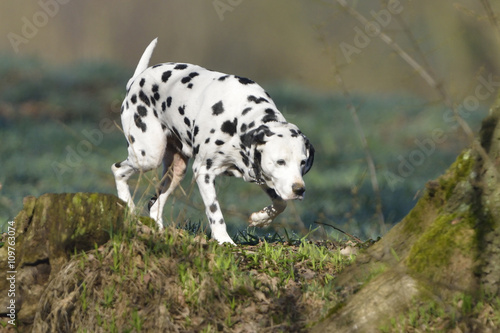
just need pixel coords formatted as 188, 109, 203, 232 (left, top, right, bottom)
1, 0, 499, 240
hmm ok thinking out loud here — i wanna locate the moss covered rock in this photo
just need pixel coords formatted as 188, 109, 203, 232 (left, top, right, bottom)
312, 100, 500, 332
0, 192, 126, 328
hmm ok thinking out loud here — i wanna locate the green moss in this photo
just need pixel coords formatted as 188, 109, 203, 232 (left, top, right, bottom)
439, 149, 474, 201
406, 211, 477, 284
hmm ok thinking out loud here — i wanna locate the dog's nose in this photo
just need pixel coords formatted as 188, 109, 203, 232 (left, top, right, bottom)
292, 183, 305, 196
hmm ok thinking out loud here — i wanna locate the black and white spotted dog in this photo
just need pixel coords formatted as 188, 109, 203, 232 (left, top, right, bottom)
112, 38, 314, 244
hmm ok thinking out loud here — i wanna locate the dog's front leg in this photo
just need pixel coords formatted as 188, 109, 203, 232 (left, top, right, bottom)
248, 185, 287, 227
195, 171, 235, 245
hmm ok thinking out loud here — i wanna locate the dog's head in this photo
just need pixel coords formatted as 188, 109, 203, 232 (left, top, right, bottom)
248, 123, 314, 200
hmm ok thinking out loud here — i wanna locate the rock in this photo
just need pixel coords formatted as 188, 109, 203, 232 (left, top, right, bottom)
0, 193, 126, 329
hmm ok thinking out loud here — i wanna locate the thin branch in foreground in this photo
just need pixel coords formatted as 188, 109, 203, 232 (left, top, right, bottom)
478, 0, 500, 41
314, 221, 363, 244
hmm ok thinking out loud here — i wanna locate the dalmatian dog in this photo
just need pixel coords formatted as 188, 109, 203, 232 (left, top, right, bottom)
112, 38, 314, 244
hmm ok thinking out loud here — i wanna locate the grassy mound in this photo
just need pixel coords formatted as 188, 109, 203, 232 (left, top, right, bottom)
30, 219, 355, 332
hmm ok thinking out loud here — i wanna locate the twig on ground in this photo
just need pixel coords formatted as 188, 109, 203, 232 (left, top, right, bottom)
314, 221, 363, 244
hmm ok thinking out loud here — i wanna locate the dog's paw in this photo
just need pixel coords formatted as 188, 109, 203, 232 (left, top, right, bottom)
248, 211, 273, 228
211, 224, 236, 245
213, 234, 236, 245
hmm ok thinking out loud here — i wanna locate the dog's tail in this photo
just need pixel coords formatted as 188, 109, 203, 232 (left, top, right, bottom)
126, 38, 158, 90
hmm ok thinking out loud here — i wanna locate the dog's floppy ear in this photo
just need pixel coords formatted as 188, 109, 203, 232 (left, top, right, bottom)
303, 137, 315, 175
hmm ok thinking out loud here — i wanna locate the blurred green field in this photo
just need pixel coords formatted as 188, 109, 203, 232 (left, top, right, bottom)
0, 55, 486, 240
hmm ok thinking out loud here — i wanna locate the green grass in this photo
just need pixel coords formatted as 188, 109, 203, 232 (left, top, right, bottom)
34, 218, 355, 332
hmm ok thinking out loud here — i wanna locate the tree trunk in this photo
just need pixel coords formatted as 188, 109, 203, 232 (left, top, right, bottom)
312, 94, 500, 332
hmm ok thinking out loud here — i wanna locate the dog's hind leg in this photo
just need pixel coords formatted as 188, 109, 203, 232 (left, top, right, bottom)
248, 185, 287, 227
112, 120, 167, 217
149, 141, 188, 229
112, 159, 137, 211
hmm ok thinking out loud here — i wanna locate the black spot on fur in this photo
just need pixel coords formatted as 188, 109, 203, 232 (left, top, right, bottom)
205, 138, 210, 144
148, 195, 157, 211
114, 162, 121, 168
215, 140, 225, 146
162, 71, 172, 82
205, 174, 210, 184
152, 64, 164, 68
248, 95, 269, 104
187, 83, 193, 89
120, 105, 124, 114
218, 75, 229, 81
212, 101, 224, 115
172, 126, 181, 139
153, 92, 160, 101
152, 84, 159, 92
174, 64, 188, 70
182, 72, 199, 84
139, 78, 145, 87
219, 219, 224, 225
167, 97, 172, 107
137, 105, 148, 117
134, 114, 147, 132
242, 107, 252, 115
254, 149, 262, 167
210, 203, 218, 213
178, 105, 185, 115
206, 159, 213, 170
235, 76, 255, 85
161, 102, 166, 112
221, 118, 238, 136
141, 150, 146, 156
262, 108, 278, 123
240, 123, 247, 132
139, 90, 150, 107
129, 135, 135, 143
193, 144, 200, 156
131, 94, 137, 104
210, 129, 216, 134
193, 126, 199, 137
153, 110, 158, 118
240, 151, 250, 167
161, 124, 166, 130
290, 129, 300, 137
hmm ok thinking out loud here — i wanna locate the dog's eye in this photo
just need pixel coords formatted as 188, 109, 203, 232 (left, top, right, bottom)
277, 159, 286, 166
300, 160, 306, 166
